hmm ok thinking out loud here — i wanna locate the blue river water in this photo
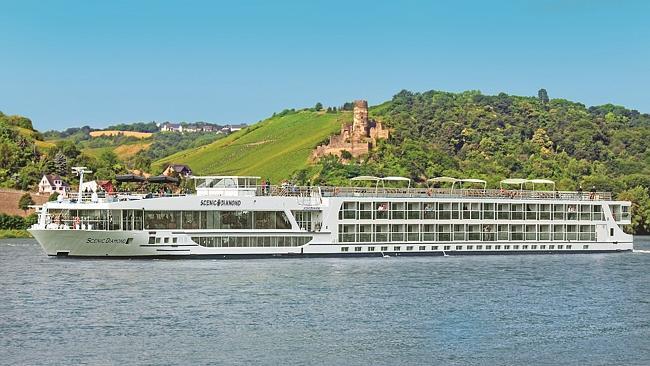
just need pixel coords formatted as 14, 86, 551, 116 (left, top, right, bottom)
1, 238, 649, 366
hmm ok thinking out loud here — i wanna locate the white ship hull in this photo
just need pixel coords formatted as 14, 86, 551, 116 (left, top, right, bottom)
29, 176, 634, 258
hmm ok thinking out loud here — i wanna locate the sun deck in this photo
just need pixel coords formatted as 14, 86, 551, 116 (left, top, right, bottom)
57, 185, 613, 205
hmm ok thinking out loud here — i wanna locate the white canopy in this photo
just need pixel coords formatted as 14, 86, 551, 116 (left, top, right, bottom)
500, 178, 528, 185
350, 176, 381, 181
382, 176, 411, 182
527, 179, 556, 190
350, 176, 411, 190
460, 178, 486, 184
427, 176, 459, 183
382, 176, 411, 188
500, 178, 556, 190
459, 178, 487, 189
527, 179, 555, 185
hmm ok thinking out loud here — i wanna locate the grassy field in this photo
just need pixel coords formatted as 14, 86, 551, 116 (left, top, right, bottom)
11, 125, 56, 149
155, 110, 349, 181
84, 142, 152, 159
89, 130, 153, 138
0, 230, 32, 239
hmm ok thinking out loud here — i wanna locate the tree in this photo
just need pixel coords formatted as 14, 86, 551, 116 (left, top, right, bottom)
340, 150, 353, 160
53, 151, 67, 176
531, 128, 553, 155
617, 187, 650, 234
315, 102, 323, 111
18, 193, 34, 213
134, 154, 152, 173
538, 88, 549, 104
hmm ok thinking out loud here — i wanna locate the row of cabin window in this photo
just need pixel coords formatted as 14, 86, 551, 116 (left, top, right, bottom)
338, 224, 596, 243
46, 209, 294, 231
192, 236, 311, 247
340, 244, 586, 252
143, 210, 292, 230
339, 202, 605, 221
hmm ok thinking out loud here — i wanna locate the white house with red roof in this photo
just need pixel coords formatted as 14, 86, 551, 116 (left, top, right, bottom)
38, 174, 70, 197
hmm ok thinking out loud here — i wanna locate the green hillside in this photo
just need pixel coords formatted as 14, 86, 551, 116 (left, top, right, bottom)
154, 110, 348, 181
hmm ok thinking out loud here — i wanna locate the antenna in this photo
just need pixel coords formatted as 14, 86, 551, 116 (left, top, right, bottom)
72, 167, 93, 202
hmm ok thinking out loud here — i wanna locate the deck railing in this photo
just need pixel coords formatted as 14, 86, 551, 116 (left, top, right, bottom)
318, 187, 612, 201
58, 185, 612, 204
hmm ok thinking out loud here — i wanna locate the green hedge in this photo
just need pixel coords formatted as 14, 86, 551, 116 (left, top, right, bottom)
0, 213, 37, 230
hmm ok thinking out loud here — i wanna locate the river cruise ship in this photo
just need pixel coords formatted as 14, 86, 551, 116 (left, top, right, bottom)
29, 171, 633, 258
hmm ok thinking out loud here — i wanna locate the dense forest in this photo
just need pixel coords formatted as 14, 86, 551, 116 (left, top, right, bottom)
299, 89, 650, 234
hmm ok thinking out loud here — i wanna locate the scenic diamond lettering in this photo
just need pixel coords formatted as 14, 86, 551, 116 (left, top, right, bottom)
200, 199, 242, 207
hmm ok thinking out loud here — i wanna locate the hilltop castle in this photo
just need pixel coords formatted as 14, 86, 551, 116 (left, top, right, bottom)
312, 100, 389, 160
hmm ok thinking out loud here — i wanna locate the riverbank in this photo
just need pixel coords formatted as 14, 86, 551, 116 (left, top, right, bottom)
0, 230, 32, 239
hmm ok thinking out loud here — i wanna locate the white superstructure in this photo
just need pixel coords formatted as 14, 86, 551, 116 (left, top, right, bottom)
29, 175, 633, 258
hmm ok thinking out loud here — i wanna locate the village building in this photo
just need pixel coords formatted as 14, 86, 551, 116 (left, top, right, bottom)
162, 164, 193, 178
312, 100, 389, 160
38, 174, 70, 197
160, 122, 183, 132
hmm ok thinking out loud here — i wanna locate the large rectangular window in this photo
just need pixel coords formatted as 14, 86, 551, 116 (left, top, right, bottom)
438, 202, 452, 220
437, 224, 451, 241
338, 224, 356, 242
553, 204, 565, 220
497, 203, 510, 220
553, 224, 565, 241
453, 224, 464, 241
339, 202, 357, 220
182, 211, 201, 229
390, 202, 405, 220
144, 211, 181, 230
539, 204, 551, 220
407, 202, 421, 219
538, 224, 550, 240
359, 224, 372, 242
422, 224, 435, 241
221, 211, 253, 229
374, 224, 389, 242
423, 203, 436, 220
525, 204, 537, 220
358, 202, 373, 220
511, 204, 524, 220
407, 224, 420, 242
511, 224, 524, 241
390, 224, 405, 242
374, 202, 389, 220
467, 224, 481, 241
192, 235, 311, 247
482, 203, 494, 220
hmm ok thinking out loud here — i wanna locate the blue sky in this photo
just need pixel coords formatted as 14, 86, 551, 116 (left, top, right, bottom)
1, 0, 648, 130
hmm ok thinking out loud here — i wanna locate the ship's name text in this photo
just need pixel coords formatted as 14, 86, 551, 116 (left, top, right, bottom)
86, 238, 130, 244
200, 199, 242, 207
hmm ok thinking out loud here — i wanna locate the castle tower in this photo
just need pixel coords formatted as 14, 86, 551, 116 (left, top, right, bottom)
352, 100, 369, 138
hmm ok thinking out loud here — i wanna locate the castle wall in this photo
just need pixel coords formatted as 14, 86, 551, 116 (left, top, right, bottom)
311, 99, 389, 161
